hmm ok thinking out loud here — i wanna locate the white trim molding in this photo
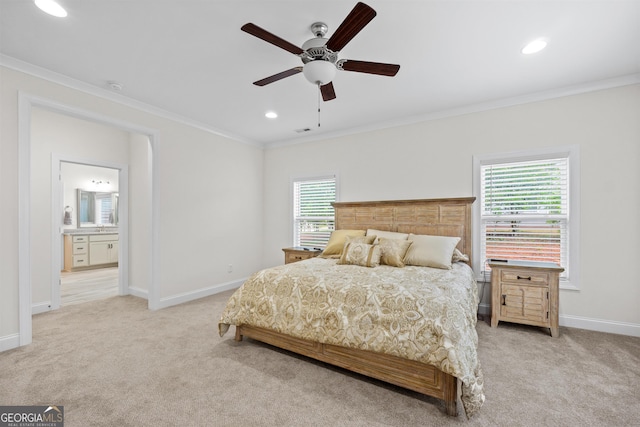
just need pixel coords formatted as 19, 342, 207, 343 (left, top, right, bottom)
560, 315, 640, 338
265, 73, 640, 148
4, 54, 637, 150
128, 287, 149, 300
32, 302, 52, 315
155, 279, 246, 310
1, 54, 258, 147
0, 334, 21, 353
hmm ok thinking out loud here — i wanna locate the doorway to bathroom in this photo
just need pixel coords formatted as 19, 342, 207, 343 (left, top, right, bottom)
19, 95, 156, 348
58, 162, 121, 306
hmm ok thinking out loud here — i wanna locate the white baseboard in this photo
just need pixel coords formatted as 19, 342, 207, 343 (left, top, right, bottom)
478, 303, 639, 337
32, 301, 52, 315
559, 314, 640, 337
128, 287, 148, 299
478, 302, 491, 316
31, 288, 147, 314
155, 278, 246, 310
0, 333, 20, 352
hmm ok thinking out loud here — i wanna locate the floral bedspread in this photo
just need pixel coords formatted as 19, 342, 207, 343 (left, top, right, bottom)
218, 257, 485, 417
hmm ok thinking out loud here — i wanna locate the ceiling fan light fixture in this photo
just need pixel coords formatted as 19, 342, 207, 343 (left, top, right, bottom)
34, 0, 68, 17
265, 111, 278, 119
303, 60, 336, 85
521, 38, 548, 55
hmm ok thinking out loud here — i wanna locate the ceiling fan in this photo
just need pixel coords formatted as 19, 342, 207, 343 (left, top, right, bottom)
241, 2, 400, 102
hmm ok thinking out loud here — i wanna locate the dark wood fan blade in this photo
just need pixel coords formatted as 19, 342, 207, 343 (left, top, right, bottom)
320, 82, 336, 101
326, 2, 377, 52
241, 23, 304, 55
253, 67, 303, 86
339, 60, 400, 76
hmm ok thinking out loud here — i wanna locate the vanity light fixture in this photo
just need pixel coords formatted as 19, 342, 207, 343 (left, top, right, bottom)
265, 111, 278, 119
34, 0, 68, 17
521, 38, 548, 55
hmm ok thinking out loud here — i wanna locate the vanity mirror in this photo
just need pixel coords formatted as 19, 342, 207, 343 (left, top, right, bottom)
77, 189, 119, 228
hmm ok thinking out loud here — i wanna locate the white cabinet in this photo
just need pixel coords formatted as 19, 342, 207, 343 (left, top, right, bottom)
70, 235, 89, 268
89, 234, 119, 265
64, 233, 118, 271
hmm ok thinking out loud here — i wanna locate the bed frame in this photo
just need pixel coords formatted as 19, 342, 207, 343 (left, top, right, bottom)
235, 197, 476, 416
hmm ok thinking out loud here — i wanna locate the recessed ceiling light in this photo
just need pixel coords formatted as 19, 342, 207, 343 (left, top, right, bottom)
265, 111, 278, 119
34, 0, 68, 17
521, 38, 548, 55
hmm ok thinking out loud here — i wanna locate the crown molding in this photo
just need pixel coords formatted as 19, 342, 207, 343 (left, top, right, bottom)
0, 54, 262, 148
264, 72, 640, 149
3, 54, 637, 150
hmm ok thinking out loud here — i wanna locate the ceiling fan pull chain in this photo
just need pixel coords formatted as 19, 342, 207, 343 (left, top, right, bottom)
317, 83, 321, 128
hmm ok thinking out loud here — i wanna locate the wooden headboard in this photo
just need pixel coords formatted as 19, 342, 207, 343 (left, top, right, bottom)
332, 197, 476, 265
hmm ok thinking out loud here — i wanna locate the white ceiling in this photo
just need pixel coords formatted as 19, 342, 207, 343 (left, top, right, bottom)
1, 1, 639, 146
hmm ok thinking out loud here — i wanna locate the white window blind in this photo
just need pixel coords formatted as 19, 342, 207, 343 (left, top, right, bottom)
293, 177, 336, 248
481, 157, 569, 278
96, 193, 113, 224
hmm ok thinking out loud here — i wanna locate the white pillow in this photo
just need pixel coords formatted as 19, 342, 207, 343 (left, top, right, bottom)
404, 234, 461, 269
366, 229, 409, 244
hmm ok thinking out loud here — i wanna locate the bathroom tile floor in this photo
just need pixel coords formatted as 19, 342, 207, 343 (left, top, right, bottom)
60, 267, 118, 306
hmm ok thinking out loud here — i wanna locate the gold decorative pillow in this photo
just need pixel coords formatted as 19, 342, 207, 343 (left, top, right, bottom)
321, 230, 366, 257
337, 242, 381, 267
378, 238, 413, 267
404, 234, 461, 269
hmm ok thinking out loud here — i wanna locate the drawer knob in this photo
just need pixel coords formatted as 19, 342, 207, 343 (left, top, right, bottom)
517, 275, 531, 281
501, 294, 506, 305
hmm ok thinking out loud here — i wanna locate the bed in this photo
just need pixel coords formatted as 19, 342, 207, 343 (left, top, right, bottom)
218, 197, 484, 417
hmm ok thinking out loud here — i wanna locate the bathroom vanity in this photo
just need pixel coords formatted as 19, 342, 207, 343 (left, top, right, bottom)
63, 232, 119, 272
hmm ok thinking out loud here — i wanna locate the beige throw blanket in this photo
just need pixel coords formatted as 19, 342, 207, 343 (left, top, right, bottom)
219, 257, 485, 417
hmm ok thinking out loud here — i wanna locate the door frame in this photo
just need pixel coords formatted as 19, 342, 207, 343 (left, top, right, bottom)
52, 157, 129, 309
18, 93, 161, 346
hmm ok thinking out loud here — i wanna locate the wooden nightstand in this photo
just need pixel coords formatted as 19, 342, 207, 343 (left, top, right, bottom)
489, 260, 564, 337
282, 247, 322, 264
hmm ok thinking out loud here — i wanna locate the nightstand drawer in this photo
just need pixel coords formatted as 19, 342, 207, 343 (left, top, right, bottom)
501, 269, 549, 286
286, 252, 313, 263
282, 247, 322, 264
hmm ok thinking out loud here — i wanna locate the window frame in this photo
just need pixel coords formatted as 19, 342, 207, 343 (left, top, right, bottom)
291, 174, 338, 249
473, 146, 580, 290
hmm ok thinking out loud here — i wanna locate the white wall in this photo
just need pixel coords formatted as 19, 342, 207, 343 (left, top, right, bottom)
263, 84, 640, 332
128, 133, 152, 296
0, 66, 264, 348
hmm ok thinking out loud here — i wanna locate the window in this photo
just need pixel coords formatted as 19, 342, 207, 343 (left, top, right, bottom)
96, 193, 113, 224
474, 146, 579, 288
293, 176, 336, 248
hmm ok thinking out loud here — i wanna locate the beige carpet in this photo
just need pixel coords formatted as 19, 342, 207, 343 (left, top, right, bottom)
1, 292, 639, 426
